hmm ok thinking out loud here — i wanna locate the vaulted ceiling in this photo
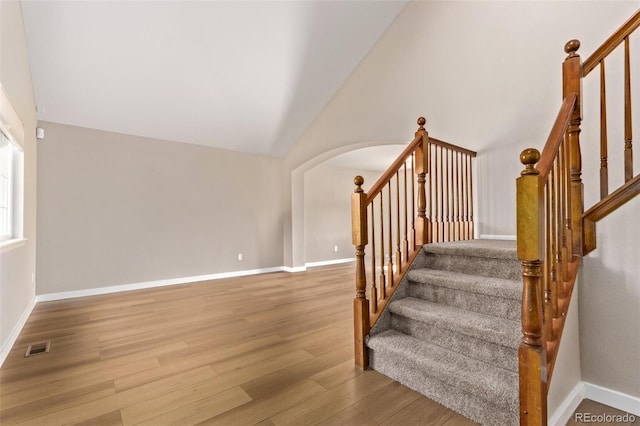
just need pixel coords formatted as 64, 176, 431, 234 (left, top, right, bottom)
21, 1, 407, 156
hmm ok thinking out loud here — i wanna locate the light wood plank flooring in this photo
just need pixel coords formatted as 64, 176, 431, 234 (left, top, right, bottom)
0, 263, 476, 425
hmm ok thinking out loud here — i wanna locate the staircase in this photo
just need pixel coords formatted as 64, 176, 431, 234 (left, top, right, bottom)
367, 240, 520, 425
351, 10, 640, 426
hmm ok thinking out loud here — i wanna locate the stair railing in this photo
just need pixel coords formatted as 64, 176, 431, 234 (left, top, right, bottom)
352, 117, 477, 368
580, 9, 640, 254
517, 9, 640, 425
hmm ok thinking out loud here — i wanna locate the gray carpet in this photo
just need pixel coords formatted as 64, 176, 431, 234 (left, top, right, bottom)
366, 239, 521, 425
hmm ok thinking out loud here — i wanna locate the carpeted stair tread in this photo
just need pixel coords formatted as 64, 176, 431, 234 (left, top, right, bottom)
406, 268, 521, 300
367, 239, 521, 423
420, 239, 520, 281
423, 239, 517, 260
367, 330, 518, 411
389, 297, 520, 349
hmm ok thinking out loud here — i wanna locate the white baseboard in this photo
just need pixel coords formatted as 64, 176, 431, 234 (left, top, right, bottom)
479, 234, 516, 240
37, 258, 356, 302
284, 257, 356, 272
548, 381, 640, 425
36, 266, 286, 302
584, 382, 640, 416
549, 382, 585, 426
305, 258, 354, 268
0, 296, 37, 368
282, 266, 306, 273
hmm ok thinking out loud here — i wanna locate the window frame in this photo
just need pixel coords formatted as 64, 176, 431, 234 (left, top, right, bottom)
0, 83, 25, 246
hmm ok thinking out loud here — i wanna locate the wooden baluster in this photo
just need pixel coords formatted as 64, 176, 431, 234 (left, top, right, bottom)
352, 176, 369, 369
563, 40, 584, 256
600, 60, 609, 199
563, 137, 574, 264
411, 153, 416, 249
433, 147, 439, 242
447, 149, 454, 241
403, 162, 409, 262
624, 36, 633, 182
387, 183, 394, 287
442, 148, 448, 242
468, 154, 475, 239
379, 195, 386, 300
370, 207, 378, 315
444, 149, 448, 241
549, 165, 559, 321
415, 117, 429, 246
427, 142, 433, 244
433, 145, 442, 242
517, 149, 547, 426
558, 143, 569, 284
552, 157, 565, 302
439, 146, 444, 242
451, 151, 456, 241
544, 183, 554, 341
455, 152, 461, 241
463, 153, 469, 239
451, 150, 456, 241
396, 171, 402, 274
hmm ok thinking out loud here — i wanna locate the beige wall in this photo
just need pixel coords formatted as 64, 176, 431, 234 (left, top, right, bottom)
0, 0, 38, 355
579, 196, 640, 399
36, 122, 284, 294
547, 283, 582, 421
304, 164, 380, 264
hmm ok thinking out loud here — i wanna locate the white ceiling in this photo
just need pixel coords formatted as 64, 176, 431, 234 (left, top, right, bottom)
21, 0, 406, 157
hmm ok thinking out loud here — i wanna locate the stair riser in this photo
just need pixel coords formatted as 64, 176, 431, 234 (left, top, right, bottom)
423, 253, 521, 281
369, 348, 518, 426
409, 282, 520, 321
391, 315, 518, 372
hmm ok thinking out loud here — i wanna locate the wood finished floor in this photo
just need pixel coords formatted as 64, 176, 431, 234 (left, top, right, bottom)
0, 263, 476, 426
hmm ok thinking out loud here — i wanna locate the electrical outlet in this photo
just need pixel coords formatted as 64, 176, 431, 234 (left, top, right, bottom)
237, 253, 243, 261
334, 245, 338, 252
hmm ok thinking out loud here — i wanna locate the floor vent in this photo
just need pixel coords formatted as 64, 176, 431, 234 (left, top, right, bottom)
25, 341, 51, 357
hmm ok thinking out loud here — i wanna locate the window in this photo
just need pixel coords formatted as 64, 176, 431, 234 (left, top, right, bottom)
0, 84, 25, 244
0, 131, 21, 241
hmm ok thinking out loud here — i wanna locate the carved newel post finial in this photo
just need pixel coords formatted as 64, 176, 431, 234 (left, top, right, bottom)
417, 117, 426, 131
354, 175, 364, 193
520, 148, 541, 176
564, 39, 580, 58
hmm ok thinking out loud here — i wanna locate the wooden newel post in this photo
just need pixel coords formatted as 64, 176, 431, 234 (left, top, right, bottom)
415, 117, 430, 246
352, 176, 370, 368
517, 149, 548, 426
563, 40, 584, 257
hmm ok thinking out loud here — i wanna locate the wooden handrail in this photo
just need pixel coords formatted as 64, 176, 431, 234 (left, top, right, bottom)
367, 135, 477, 202
429, 137, 478, 158
583, 175, 640, 255
367, 134, 422, 202
352, 117, 476, 369
582, 9, 640, 76
537, 95, 577, 178
583, 174, 640, 222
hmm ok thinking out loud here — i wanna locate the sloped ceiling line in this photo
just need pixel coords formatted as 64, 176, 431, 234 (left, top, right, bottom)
22, 0, 407, 157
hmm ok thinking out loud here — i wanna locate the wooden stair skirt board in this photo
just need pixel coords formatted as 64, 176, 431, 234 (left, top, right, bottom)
366, 239, 521, 425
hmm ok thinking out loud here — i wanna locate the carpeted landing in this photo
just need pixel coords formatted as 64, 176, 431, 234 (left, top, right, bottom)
367, 239, 521, 425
